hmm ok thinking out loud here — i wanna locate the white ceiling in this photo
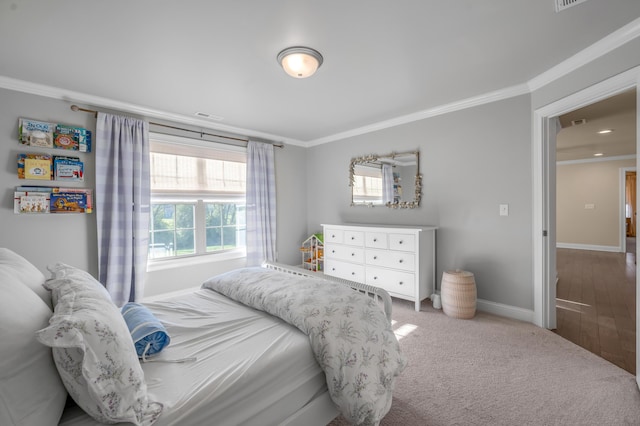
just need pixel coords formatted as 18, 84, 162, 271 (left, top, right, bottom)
557, 89, 637, 162
1, 1, 639, 146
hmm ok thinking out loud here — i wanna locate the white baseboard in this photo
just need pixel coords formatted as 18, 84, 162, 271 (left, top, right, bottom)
476, 298, 535, 323
556, 242, 621, 253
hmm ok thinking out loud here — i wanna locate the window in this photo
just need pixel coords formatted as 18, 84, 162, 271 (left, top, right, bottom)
148, 134, 246, 260
352, 164, 383, 204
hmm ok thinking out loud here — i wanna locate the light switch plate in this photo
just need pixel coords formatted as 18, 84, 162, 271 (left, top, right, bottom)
499, 204, 509, 216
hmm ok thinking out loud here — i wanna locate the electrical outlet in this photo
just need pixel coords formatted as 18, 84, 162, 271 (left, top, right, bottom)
499, 204, 509, 216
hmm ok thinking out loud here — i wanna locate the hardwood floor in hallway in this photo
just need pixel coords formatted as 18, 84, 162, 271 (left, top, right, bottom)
555, 245, 636, 374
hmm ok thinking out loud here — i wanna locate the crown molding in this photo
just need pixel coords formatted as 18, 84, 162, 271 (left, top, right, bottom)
528, 17, 640, 92
306, 83, 530, 147
0, 75, 306, 147
556, 154, 636, 166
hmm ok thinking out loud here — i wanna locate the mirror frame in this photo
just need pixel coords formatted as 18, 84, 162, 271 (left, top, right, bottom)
349, 150, 422, 209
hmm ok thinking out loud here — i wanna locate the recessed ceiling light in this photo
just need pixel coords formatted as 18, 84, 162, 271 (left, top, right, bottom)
195, 112, 223, 121
597, 129, 613, 134
594, 153, 604, 157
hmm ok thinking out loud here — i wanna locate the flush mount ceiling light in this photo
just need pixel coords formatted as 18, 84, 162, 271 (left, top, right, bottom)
597, 129, 614, 134
277, 46, 323, 78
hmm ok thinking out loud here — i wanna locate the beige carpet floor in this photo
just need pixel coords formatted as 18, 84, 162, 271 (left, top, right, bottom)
328, 299, 640, 425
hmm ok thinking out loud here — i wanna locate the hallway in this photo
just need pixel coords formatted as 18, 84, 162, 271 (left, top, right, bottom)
555, 243, 636, 374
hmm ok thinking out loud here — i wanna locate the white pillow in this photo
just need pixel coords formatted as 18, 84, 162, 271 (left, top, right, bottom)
37, 264, 163, 426
46, 262, 112, 305
0, 278, 66, 426
0, 247, 51, 309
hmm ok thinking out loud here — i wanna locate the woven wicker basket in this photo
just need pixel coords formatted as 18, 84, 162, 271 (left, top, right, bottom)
441, 270, 476, 319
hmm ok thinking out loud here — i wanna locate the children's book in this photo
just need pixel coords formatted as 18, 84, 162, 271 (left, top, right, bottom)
54, 156, 84, 181
18, 118, 55, 147
54, 188, 93, 213
50, 192, 88, 213
18, 153, 53, 180
14, 191, 50, 214
53, 124, 79, 150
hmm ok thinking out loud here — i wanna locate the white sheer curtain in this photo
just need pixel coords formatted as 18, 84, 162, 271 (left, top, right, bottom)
95, 113, 150, 306
246, 141, 276, 266
382, 163, 394, 204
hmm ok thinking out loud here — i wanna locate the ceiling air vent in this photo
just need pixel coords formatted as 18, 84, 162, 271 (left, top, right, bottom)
571, 118, 587, 126
555, 0, 590, 12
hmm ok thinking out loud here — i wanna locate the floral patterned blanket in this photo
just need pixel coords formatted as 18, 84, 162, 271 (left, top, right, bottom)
202, 267, 406, 426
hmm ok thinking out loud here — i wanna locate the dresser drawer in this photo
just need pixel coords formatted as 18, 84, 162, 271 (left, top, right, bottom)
325, 259, 365, 282
365, 232, 388, 249
389, 233, 416, 251
343, 230, 364, 246
365, 249, 415, 272
366, 267, 415, 298
324, 228, 344, 244
325, 244, 364, 263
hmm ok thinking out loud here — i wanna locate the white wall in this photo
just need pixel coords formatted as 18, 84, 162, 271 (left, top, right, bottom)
0, 88, 308, 295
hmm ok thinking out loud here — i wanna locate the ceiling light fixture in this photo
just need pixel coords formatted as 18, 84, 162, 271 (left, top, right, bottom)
597, 129, 613, 134
594, 153, 604, 157
277, 46, 323, 79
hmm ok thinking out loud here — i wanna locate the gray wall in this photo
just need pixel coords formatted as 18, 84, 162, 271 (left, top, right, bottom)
0, 88, 308, 295
306, 95, 534, 310
0, 89, 99, 276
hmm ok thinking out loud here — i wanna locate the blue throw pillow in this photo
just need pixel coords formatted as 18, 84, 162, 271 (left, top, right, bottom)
121, 302, 171, 360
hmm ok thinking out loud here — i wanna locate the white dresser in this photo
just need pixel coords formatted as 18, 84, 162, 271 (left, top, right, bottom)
322, 224, 437, 311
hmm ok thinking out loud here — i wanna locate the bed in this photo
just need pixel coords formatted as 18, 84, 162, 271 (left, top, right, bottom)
0, 248, 405, 426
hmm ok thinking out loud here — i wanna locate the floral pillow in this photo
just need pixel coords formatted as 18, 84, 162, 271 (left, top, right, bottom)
36, 264, 163, 426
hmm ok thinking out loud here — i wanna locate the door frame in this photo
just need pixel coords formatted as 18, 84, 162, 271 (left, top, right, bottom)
533, 66, 639, 328
533, 66, 639, 385
621, 167, 637, 253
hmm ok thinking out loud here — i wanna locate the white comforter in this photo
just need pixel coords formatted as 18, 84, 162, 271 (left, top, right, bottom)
202, 267, 407, 426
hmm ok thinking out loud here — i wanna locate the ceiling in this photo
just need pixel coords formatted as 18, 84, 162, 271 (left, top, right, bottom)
557, 89, 637, 162
1, 1, 639, 146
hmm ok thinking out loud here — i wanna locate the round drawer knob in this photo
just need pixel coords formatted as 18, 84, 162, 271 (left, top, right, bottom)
399, 240, 404, 244
351, 236, 355, 240
374, 276, 378, 280
399, 259, 404, 263
351, 253, 355, 256
399, 281, 404, 285
351, 272, 355, 275
373, 238, 377, 242
373, 256, 378, 260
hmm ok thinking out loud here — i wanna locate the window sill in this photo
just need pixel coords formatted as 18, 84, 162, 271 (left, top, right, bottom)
146, 249, 246, 272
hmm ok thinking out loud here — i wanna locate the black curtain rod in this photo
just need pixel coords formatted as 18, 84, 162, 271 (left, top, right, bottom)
70, 105, 284, 148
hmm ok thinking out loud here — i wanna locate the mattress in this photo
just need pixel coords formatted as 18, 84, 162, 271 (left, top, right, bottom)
58, 289, 329, 426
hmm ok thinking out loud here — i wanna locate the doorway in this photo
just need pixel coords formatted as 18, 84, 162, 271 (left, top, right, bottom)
533, 70, 639, 383
553, 91, 637, 374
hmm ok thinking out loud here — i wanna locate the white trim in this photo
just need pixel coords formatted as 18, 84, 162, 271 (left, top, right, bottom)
620, 167, 636, 254
147, 248, 246, 272
556, 243, 621, 252
0, 75, 306, 148
306, 84, 530, 146
1, 19, 639, 147
557, 154, 636, 166
528, 17, 640, 92
533, 66, 640, 330
476, 298, 534, 323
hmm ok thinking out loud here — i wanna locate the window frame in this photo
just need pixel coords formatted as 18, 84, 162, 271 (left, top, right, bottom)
147, 132, 247, 264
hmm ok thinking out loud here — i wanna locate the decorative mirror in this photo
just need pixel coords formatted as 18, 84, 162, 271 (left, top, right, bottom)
349, 150, 421, 208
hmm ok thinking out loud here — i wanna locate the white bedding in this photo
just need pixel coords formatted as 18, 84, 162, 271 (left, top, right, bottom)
203, 267, 406, 426
58, 289, 330, 426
